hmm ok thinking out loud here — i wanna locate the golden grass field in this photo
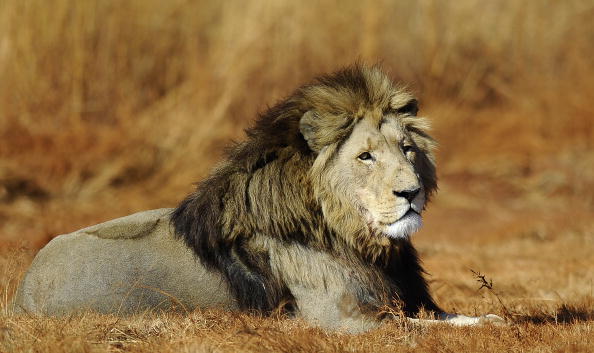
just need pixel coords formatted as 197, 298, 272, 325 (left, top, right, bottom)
1, 0, 593, 352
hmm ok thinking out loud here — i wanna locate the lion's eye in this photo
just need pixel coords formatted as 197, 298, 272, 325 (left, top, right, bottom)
357, 152, 373, 161
402, 145, 414, 154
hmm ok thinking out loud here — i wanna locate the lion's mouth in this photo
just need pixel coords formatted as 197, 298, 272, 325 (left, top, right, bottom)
380, 208, 423, 239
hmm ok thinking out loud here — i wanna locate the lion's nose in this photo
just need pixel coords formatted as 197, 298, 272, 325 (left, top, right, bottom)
393, 188, 420, 202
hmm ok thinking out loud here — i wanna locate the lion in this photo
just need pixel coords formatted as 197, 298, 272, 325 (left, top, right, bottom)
13, 65, 503, 332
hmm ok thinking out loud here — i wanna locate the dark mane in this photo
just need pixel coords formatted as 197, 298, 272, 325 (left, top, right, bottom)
171, 65, 440, 314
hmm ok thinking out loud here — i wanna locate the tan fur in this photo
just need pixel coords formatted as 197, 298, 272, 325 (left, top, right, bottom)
13, 209, 237, 315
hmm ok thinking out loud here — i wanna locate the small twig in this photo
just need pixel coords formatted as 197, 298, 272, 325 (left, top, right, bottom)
470, 269, 513, 320
471, 269, 493, 290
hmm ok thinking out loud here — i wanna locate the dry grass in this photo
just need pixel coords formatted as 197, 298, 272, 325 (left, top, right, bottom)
1, 0, 593, 352
1, 309, 593, 353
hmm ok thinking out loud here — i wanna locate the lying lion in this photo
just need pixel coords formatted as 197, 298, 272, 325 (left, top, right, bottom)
13, 65, 503, 332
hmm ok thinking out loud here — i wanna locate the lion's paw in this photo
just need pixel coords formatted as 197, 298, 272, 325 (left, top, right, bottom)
407, 313, 507, 327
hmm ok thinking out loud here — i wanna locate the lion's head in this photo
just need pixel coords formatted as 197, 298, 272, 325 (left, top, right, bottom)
296, 66, 437, 244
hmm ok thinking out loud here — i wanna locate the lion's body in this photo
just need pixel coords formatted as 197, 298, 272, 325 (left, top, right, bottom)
13, 207, 410, 331
14, 65, 503, 331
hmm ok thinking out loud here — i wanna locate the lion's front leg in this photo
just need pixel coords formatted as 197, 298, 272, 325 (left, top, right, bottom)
291, 283, 505, 331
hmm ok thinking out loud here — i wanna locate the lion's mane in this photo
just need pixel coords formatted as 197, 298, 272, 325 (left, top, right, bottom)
171, 65, 440, 315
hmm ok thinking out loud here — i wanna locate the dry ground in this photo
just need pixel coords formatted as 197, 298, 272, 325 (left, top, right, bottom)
1, 0, 594, 352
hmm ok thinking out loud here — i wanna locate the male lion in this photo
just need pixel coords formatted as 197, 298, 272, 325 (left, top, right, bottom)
14, 65, 502, 332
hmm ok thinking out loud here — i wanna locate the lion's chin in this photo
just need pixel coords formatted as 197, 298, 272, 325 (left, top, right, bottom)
382, 211, 422, 239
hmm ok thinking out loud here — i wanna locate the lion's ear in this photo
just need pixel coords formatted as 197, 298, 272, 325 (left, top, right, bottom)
299, 110, 321, 152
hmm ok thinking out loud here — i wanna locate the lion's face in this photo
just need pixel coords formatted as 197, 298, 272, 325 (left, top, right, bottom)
322, 116, 426, 239
297, 66, 436, 245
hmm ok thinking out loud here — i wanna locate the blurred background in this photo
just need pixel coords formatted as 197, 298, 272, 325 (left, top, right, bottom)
0, 0, 592, 270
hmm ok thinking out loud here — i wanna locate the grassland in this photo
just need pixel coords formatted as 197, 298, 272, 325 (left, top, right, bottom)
1, 0, 593, 352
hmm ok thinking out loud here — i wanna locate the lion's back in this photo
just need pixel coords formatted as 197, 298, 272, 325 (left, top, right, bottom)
13, 209, 237, 315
